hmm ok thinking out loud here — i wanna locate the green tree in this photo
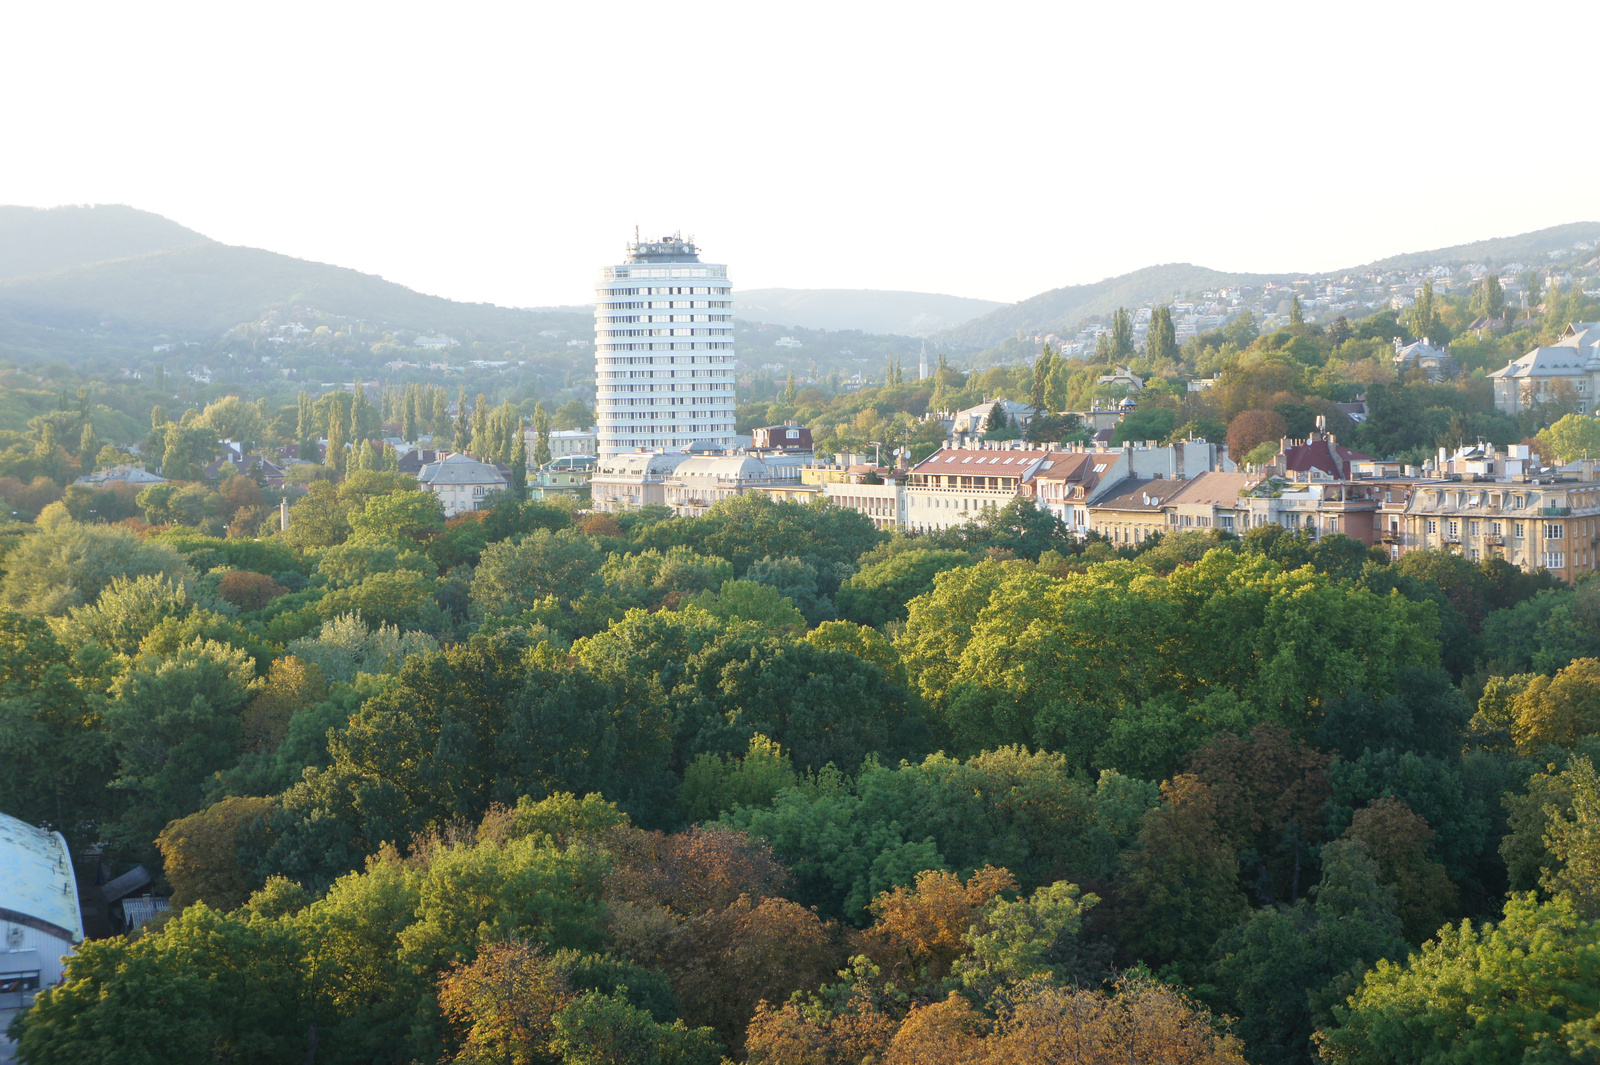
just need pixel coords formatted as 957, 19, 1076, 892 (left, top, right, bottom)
1110, 307, 1134, 358
677, 733, 797, 823
510, 430, 528, 500
104, 638, 257, 853
326, 403, 348, 475
161, 422, 219, 481
1116, 775, 1247, 981
1315, 894, 1600, 1065
1147, 305, 1178, 362
9, 903, 310, 1064
1538, 412, 1600, 463
954, 879, 1102, 996
1543, 754, 1600, 918
0, 612, 118, 842
1407, 280, 1440, 342
0, 521, 188, 617
1290, 294, 1305, 328
533, 402, 552, 467
472, 529, 603, 614
1210, 838, 1407, 1065
836, 549, 973, 627
1473, 274, 1506, 320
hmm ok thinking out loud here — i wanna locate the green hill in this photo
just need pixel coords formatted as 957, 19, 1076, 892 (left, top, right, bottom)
735, 288, 1003, 336
0, 241, 587, 340
0, 204, 208, 280
1357, 221, 1600, 272
0, 206, 590, 352
933, 263, 1284, 350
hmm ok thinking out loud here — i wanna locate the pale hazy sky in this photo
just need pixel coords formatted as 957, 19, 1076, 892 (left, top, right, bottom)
6, 2, 1596, 309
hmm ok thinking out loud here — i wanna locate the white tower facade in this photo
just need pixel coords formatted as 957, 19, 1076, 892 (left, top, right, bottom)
595, 233, 737, 456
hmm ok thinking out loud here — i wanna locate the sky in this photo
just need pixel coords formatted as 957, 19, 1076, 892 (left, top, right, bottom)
5, 1, 1598, 309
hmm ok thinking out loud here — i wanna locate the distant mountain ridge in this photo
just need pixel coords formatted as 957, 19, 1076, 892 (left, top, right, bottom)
0, 205, 207, 280
735, 288, 1004, 336
931, 222, 1600, 350
931, 264, 1283, 350
0, 205, 586, 347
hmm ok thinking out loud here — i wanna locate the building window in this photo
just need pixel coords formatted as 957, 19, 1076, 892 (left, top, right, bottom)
1447, 520, 1459, 538
1468, 520, 1479, 535
1544, 551, 1566, 570
1426, 519, 1438, 534
1547, 523, 1565, 540
1513, 494, 1525, 508
1328, 517, 1339, 533
1491, 521, 1503, 536
1514, 522, 1526, 539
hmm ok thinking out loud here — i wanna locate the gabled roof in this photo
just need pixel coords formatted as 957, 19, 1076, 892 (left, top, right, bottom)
1166, 470, 1260, 506
1090, 477, 1186, 512
1281, 438, 1372, 477
1029, 451, 1099, 483
1490, 322, 1600, 378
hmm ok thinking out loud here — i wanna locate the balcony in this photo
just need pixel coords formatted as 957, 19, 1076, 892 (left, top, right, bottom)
1487, 535, 1505, 546
1541, 506, 1572, 516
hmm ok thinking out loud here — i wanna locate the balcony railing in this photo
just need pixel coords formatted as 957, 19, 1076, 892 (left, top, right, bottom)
1542, 506, 1572, 516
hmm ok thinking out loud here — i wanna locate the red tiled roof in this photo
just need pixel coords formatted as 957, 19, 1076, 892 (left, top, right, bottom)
1282, 439, 1372, 476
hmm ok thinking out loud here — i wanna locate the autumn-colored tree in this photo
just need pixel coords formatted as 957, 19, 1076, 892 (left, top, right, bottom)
884, 992, 989, 1064
216, 569, 288, 612
861, 866, 1017, 993
1512, 657, 1600, 753
438, 940, 572, 1065
240, 655, 327, 753
606, 824, 790, 917
1114, 775, 1246, 979
670, 894, 842, 1054
1226, 408, 1288, 461
155, 794, 277, 910
745, 988, 899, 1065
1343, 797, 1457, 943
218, 473, 265, 523
879, 980, 1249, 1065
1185, 724, 1331, 903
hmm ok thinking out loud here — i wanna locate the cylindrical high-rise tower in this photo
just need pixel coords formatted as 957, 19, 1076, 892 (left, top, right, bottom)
594, 233, 737, 456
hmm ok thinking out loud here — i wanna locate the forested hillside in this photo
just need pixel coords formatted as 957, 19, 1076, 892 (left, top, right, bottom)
0, 204, 207, 279
934, 263, 1281, 350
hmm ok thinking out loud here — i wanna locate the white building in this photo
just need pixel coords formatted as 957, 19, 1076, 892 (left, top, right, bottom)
590, 451, 688, 512
1489, 323, 1600, 415
595, 233, 737, 456
1, 813, 83, 1063
523, 427, 599, 463
415, 453, 508, 516
662, 455, 802, 516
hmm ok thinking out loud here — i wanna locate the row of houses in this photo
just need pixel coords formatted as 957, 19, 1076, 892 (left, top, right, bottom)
592, 426, 1600, 582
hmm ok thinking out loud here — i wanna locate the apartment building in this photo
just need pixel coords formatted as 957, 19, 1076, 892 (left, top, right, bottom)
1089, 477, 1188, 545
1164, 471, 1259, 535
662, 455, 802, 517
902, 445, 1056, 532
589, 451, 687, 512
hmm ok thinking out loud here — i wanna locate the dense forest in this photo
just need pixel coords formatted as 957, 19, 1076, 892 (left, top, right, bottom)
3, 286, 1600, 1063
3, 458, 1600, 1062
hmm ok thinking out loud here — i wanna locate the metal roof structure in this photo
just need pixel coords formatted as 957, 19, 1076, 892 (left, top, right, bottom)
0, 813, 82, 944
